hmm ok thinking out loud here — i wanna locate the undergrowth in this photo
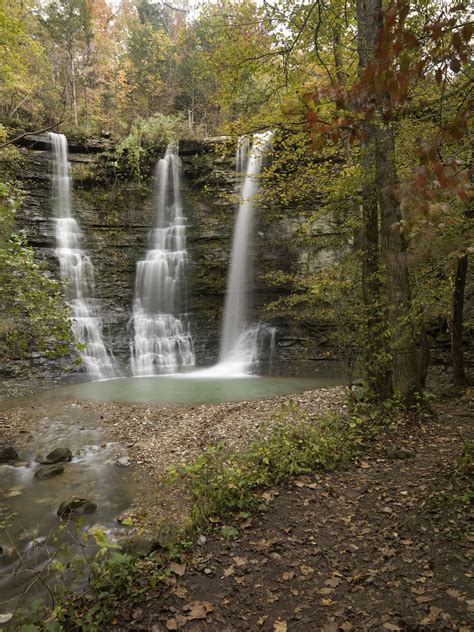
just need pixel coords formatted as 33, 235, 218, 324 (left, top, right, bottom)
167, 399, 395, 527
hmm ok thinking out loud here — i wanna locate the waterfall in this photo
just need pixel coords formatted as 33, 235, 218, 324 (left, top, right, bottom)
131, 143, 195, 375
217, 131, 273, 374
49, 132, 118, 380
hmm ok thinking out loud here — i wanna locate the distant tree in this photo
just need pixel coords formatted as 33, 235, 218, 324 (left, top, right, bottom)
0, 0, 53, 126
39, 0, 94, 126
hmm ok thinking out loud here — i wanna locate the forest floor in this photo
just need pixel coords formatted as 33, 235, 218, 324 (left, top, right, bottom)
98, 399, 473, 632
1, 390, 472, 630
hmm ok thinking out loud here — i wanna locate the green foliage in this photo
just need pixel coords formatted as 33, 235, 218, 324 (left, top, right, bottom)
12, 527, 153, 632
0, 180, 72, 363
167, 401, 378, 526
457, 440, 474, 478
0, 0, 52, 125
115, 113, 187, 181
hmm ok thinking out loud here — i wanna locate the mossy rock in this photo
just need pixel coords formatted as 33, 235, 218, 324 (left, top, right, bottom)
57, 498, 97, 518
35, 464, 65, 480
41, 447, 72, 464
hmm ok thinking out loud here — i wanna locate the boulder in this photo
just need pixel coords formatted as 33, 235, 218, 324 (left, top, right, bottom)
41, 447, 72, 464
117, 534, 157, 557
34, 464, 65, 480
57, 498, 97, 518
0, 445, 18, 464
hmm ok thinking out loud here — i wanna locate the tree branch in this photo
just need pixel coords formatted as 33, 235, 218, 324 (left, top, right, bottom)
0, 121, 63, 151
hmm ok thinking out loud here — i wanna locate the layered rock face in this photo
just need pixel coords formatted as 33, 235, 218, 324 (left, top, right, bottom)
7, 135, 336, 379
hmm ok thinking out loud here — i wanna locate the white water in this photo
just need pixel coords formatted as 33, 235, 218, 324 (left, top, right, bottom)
217, 131, 274, 375
50, 133, 117, 380
131, 144, 195, 375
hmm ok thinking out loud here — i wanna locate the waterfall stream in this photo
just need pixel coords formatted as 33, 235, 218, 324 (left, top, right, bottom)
131, 144, 195, 375
50, 133, 117, 380
218, 131, 274, 374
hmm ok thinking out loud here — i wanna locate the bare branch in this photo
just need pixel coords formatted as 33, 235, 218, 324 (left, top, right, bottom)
0, 121, 63, 151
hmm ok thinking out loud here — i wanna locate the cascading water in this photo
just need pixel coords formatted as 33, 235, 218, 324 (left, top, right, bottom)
217, 131, 274, 374
131, 144, 195, 375
50, 132, 118, 380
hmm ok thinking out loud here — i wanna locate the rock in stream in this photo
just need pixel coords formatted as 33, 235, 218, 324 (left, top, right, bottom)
57, 498, 97, 518
41, 447, 72, 464
34, 464, 65, 480
0, 444, 19, 464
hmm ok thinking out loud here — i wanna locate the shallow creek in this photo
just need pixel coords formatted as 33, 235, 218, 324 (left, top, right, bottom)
0, 398, 139, 623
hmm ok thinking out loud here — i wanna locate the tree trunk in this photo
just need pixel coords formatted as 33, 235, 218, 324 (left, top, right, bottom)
71, 58, 78, 127
375, 123, 422, 402
356, 0, 421, 404
356, 0, 392, 400
332, 28, 345, 86
419, 323, 430, 389
451, 254, 468, 388
360, 137, 392, 400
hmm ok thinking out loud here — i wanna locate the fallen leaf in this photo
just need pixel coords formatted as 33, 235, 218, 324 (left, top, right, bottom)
420, 607, 442, 625
319, 587, 334, 595
172, 585, 187, 599
383, 624, 401, 631
267, 590, 279, 604
281, 570, 295, 581
300, 564, 315, 575
446, 588, 463, 601
169, 562, 186, 577
233, 556, 247, 566
321, 598, 334, 606
416, 595, 433, 604
165, 618, 178, 630
223, 566, 235, 577
186, 601, 214, 620
325, 576, 342, 588
257, 616, 268, 626
273, 620, 287, 632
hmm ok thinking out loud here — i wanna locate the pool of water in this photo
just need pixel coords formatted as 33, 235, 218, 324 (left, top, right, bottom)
34, 372, 344, 406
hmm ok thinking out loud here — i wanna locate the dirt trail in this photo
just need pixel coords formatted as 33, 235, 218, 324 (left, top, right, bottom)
109, 403, 473, 631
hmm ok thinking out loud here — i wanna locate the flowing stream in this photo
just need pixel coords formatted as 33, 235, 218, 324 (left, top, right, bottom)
204, 131, 274, 376
0, 400, 137, 623
50, 132, 117, 380
131, 144, 195, 375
